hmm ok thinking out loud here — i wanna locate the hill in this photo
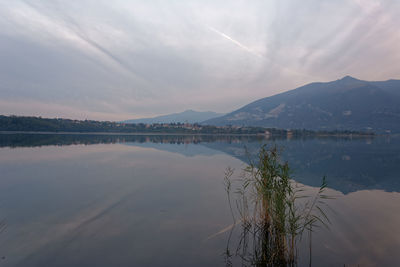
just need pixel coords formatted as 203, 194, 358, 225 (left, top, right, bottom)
123, 110, 223, 124
204, 76, 400, 133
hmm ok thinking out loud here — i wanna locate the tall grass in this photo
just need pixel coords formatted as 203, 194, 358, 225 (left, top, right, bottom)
224, 145, 332, 266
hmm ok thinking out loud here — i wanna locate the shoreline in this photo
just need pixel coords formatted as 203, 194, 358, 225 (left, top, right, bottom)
0, 130, 382, 137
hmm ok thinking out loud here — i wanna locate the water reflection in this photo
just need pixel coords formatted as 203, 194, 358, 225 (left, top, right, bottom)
0, 133, 266, 147
299, 188, 400, 266
0, 143, 234, 266
0, 134, 399, 266
1, 133, 399, 194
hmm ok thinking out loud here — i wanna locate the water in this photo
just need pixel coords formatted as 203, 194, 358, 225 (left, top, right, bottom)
0, 134, 399, 266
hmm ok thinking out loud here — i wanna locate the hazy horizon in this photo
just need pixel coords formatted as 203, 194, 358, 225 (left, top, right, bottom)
1, 0, 400, 120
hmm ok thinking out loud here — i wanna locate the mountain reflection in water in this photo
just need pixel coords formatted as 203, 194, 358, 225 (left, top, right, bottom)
1, 133, 398, 194
0, 133, 399, 266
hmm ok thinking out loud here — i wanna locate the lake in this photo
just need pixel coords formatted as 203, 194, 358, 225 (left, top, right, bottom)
0, 133, 399, 266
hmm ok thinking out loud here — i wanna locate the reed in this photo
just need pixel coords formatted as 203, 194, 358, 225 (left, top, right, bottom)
224, 145, 332, 266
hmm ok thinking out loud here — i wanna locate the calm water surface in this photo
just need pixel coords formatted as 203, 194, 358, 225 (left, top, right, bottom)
0, 134, 399, 266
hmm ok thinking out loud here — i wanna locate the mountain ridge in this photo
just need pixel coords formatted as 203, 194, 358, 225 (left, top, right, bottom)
203, 76, 400, 133
123, 110, 224, 124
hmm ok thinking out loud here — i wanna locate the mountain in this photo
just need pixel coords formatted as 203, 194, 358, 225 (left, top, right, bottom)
123, 110, 224, 124
204, 76, 400, 133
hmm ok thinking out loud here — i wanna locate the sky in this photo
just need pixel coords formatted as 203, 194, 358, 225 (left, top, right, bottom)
0, 0, 399, 121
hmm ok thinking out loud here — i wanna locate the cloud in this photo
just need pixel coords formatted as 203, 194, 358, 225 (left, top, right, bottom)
0, 0, 399, 120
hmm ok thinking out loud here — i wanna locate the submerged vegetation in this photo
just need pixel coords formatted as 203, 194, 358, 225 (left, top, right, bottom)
224, 145, 332, 266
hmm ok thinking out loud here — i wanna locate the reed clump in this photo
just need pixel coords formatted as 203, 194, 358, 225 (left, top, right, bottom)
224, 145, 331, 266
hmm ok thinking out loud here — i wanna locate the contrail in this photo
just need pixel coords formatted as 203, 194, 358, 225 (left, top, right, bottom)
207, 25, 318, 80
207, 26, 264, 58
206, 25, 324, 79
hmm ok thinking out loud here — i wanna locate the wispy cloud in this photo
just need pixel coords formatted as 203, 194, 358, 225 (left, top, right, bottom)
0, 0, 399, 120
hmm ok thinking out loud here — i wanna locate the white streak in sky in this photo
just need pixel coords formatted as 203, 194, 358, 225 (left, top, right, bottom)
207, 26, 264, 59
206, 25, 317, 80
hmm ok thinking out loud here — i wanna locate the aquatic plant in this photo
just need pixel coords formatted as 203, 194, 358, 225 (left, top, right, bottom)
224, 145, 332, 266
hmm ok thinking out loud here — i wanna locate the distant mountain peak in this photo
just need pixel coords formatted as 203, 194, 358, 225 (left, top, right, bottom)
123, 110, 224, 124
339, 75, 359, 81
